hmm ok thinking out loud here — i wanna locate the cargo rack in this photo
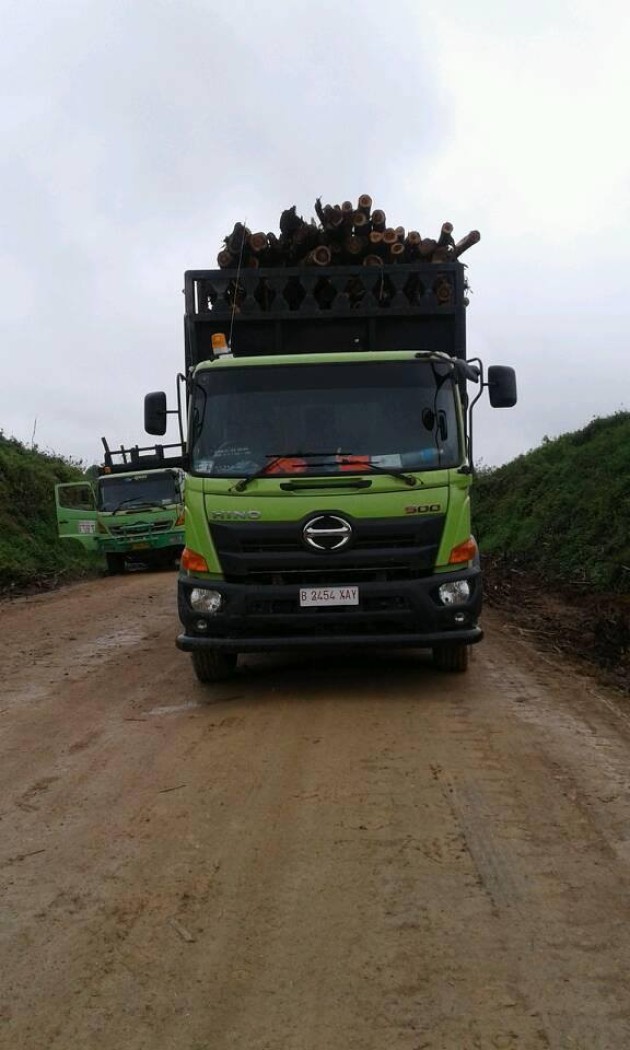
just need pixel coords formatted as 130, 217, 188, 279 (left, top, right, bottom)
184, 261, 467, 369
99, 437, 186, 476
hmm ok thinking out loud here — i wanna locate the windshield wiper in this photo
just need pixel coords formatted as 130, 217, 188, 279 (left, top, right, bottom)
231, 451, 420, 492
336, 454, 420, 487
230, 454, 306, 493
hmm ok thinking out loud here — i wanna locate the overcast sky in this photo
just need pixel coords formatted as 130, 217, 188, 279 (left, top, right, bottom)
1, 0, 628, 468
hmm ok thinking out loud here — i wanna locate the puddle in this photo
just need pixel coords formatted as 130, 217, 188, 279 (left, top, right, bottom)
147, 702, 201, 716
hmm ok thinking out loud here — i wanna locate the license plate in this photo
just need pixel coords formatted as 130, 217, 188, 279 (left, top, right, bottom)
132, 541, 150, 550
299, 586, 359, 608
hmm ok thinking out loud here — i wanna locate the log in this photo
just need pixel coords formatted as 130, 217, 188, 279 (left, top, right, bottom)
382, 228, 398, 246
389, 242, 406, 262
419, 237, 437, 257
227, 222, 250, 256
279, 206, 303, 237
430, 245, 454, 264
310, 245, 332, 266
314, 197, 326, 225
217, 249, 235, 269
395, 226, 406, 243
248, 232, 268, 254
406, 231, 422, 248
246, 256, 260, 269
357, 194, 373, 217
292, 221, 320, 256
371, 209, 386, 232
453, 230, 481, 258
352, 212, 370, 237
363, 254, 384, 267
436, 221, 454, 248
325, 208, 345, 235
344, 235, 365, 258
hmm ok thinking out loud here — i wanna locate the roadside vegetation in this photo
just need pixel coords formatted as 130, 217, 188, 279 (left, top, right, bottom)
474, 411, 630, 593
0, 432, 100, 593
473, 412, 630, 689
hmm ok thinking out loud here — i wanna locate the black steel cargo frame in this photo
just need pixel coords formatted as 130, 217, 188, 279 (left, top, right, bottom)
184, 262, 467, 370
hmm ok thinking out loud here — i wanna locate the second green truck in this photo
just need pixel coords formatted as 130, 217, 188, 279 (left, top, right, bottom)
55, 439, 185, 573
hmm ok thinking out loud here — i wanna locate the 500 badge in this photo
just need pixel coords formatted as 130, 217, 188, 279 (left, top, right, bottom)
404, 503, 441, 515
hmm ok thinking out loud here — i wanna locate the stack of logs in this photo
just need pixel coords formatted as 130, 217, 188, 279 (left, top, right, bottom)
217, 196, 480, 270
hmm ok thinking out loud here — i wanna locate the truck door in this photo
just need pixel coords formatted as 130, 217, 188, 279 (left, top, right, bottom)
54, 483, 99, 551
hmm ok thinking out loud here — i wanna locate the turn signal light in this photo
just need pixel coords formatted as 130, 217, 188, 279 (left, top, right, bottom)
448, 537, 478, 564
181, 547, 209, 573
174, 511, 186, 526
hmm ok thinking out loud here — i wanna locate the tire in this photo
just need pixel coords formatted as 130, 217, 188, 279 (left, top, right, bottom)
191, 649, 238, 684
106, 553, 125, 575
432, 643, 469, 673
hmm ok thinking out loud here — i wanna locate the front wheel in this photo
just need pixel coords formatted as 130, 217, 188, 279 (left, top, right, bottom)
432, 643, 469, 673
191, 649, 238, 684
106, 553, 125, 575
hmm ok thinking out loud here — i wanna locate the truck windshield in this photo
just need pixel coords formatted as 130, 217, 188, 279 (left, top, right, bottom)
97, 472, 181, 512
190, 360, 462, 478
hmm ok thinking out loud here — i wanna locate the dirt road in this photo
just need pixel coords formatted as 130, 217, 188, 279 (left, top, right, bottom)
2, 573, 630, 1050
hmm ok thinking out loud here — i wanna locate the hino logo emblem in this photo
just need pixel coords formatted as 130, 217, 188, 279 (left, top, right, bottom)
210, 510, 261, 520
303, 515, 353, 552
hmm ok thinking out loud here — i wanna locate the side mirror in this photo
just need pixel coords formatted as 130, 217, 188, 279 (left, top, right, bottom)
144, 391, 167, 435
487, 366, 517, 408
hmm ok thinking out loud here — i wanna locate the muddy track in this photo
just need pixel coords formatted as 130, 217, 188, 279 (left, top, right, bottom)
1, 573, 630, 1049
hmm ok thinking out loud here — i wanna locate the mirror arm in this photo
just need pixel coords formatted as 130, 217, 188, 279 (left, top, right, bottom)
465, 358, 485, 474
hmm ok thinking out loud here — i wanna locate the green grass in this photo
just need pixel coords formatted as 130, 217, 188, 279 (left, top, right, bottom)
473, 412, 630, 593
0, 433, 101, 591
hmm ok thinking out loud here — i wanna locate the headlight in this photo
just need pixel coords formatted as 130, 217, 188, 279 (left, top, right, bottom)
189, 588, 223, 614
438, 580, 471, 606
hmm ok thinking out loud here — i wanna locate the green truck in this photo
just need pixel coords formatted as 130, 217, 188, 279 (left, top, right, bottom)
55, 439, 186, 573
145, 256, 516, 681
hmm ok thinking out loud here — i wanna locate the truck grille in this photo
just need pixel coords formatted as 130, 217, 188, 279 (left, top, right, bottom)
209, 516, 444, 585
107, 519, 174, 537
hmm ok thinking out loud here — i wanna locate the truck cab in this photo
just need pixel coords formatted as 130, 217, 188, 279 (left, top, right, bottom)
55, 441, 186, 573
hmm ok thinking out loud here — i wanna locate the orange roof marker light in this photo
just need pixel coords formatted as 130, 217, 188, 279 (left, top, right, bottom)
211, 332, 230, 356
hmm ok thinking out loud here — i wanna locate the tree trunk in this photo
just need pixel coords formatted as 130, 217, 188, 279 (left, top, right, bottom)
217, 250, 235, 269
419, 237, 437, 258
248, 232, 268, 254
357, 194, 373, 217
371, 209, 386, 232
436, 221, 454, 248
352, 212, 370, 237
227, 222, 250, 256
344, 235, 365, 258
389, 242, 406, 262
453, 230, 481, 257
431, 246, 453, 264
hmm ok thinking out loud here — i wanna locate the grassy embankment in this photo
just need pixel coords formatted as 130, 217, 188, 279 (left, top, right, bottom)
473, 412, 630, 684
0, 433, 100, 593
473, 412, 630, 592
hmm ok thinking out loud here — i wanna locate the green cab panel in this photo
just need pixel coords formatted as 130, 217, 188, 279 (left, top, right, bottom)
180, 469, 473, 579
55, 482, 99, 551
